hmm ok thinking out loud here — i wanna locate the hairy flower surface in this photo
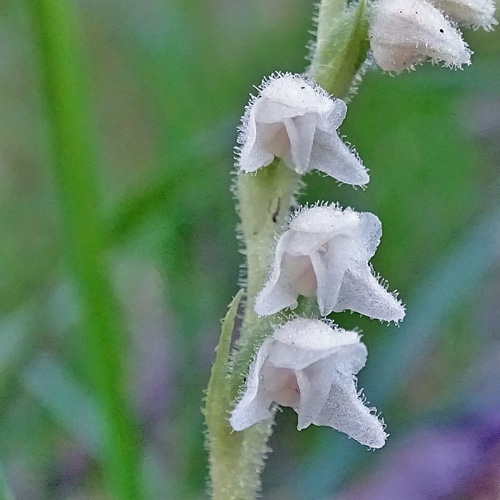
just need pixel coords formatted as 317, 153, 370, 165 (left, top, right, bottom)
369, 0, 472, 71
230, 318, 387, 448
254, 205, 405, 321
237, 73, 369, 185
430, 0, 497, 29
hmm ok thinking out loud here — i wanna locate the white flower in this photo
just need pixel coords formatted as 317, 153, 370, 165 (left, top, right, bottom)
229, 318, 387, 449
429, 0, 497, 30
254, 205, 405, 322
236, 73, 369, 186
369, 0, 472, 72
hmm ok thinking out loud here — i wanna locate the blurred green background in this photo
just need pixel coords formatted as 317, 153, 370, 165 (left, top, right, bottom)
1, 0, 500, 499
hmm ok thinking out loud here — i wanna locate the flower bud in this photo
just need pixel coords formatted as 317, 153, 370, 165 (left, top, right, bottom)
369, 0, 472, 71
430, 0, 497, 30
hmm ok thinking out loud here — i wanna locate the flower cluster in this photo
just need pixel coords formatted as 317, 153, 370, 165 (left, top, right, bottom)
369, 0, 496, 71
204, 2, 499, 495
231, 73, 407, 448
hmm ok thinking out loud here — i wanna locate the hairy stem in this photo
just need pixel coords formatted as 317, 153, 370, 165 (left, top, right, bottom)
206, 291, 274, 500
231, 161, 301, 384
205, 161, 300, 499
237, 161, 301, 300
309, 0, 370, 97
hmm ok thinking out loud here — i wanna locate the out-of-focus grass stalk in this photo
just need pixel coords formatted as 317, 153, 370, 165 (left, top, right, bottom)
27, 1, 141, 499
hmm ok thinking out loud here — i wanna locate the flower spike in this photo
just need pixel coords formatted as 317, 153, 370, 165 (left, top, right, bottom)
254, 205, 405, 322
230, 318, 387, 448
237, 73, 369, 186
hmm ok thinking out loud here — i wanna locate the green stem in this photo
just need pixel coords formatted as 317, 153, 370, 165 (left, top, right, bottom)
27, 1, 141, 499
231, 161, 301, 388
206, 291, 275, 500
205, 161, 299, 500
237, 161, 301, 300
209, 422, 273, 500
308, 0, 370, 98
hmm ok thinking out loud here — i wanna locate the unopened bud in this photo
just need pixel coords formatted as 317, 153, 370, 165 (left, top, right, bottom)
429, 0, 497, 30
369, 0, 472, 71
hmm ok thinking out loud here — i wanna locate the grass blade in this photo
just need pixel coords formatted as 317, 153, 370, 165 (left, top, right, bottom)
26, 1, 142, 498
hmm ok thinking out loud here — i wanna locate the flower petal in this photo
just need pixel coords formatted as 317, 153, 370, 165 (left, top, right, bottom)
254, 277, 298, 317
317, 98, 348, 132
283, 254, 318, 298
285, 230, 331, 256
230, 340, 274, 430
335, 265, 406, 322
259, 75, 332, 115
254, 98, 305, 123
357, 212, 382, 261
272, 318, 361, 352
267, 342, 335, 371
268, 318, 360, 371
290, 205, 360, 235
239, 109, 276, 173
294, 344, 367, 430
254, 233, 300, 316
312, 371, 387, 448
259, 122, 290, 159
310, 131, 370, 185
295, 367, 331, 429
313, 236, 352, 316
287, 114, 318, 174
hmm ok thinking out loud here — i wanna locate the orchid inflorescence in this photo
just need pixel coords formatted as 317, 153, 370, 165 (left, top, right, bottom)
231, 72, 404, 448
205, 0, 496, 496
